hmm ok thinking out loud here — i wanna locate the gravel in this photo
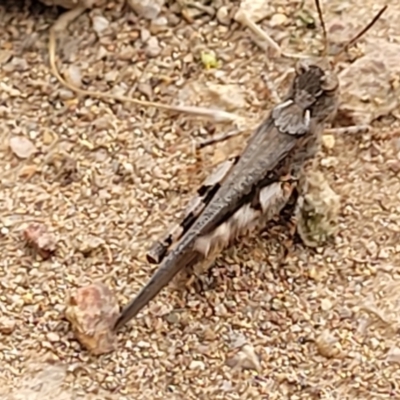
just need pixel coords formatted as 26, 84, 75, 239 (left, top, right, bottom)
1, 0, 400, 398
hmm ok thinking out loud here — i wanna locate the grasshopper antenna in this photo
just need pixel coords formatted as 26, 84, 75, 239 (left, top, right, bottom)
333, 5, 388, 61
314, 0, 329, 57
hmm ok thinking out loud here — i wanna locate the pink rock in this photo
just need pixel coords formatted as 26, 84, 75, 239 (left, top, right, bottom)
65, 282, 119, 355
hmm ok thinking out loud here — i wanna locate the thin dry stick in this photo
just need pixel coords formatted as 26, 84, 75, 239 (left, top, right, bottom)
234, 9, 311, 59
234, 9, 281, 55
325, 125, 370, 135
48, 10, 239, 123
197, 128, 245, 149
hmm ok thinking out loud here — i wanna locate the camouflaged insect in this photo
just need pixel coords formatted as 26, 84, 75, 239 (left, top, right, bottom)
114, 2, 388, 331
114, 59, 340, 330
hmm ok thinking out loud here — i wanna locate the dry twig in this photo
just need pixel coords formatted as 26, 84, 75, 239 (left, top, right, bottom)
48, 8, 240, 123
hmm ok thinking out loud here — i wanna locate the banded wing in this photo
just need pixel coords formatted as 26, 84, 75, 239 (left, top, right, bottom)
146, 156, 240, 264
145, 87, 312, 265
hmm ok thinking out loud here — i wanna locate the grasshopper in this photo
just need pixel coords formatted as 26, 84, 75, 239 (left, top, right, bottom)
114, 1, 387, 331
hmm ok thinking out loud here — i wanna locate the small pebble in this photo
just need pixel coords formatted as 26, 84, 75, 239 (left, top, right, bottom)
58, 89, 75, 100
9, 136, 37, 159
46, 332, 60, 342
92, 15, 109, 35
149, 17, 168, 35
386, 346, 400, 364
321, 298, 333, 311
322, 134, 335, 149
226, 344, 261, 372
320, 156, 339, 168
65, 65, 82, 88
23, 223, 57, 259
65, 282, 119, 355
270, 13, 288, 27
128, 0, 165, 20
145, 37, 162, 58
140, 28, 151, 43
216, 6, 230, 25
0, 317, 16, 334
189, 360, 205, 370
388, 160, 400, 173
3, 57, 28, 72
315, 330, 339, 358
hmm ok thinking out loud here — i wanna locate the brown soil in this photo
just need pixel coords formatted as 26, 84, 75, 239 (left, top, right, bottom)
1, 0, 400, 399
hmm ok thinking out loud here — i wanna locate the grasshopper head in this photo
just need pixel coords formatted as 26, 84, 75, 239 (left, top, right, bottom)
272, 57, 340, 135
290, 57, 340, 126
292, 0, 387, 117
281, 1, 387, 128
294, 57, 339, 95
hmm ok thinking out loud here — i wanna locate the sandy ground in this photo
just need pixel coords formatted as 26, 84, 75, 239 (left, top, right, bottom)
1, 0, 400, 399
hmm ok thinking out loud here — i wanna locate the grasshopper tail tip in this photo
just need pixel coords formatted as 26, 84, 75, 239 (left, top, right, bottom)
113, 302, 137, 331
114, 250, 201, 332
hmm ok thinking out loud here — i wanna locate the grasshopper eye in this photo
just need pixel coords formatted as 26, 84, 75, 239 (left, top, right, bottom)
320, 72, 338, 92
